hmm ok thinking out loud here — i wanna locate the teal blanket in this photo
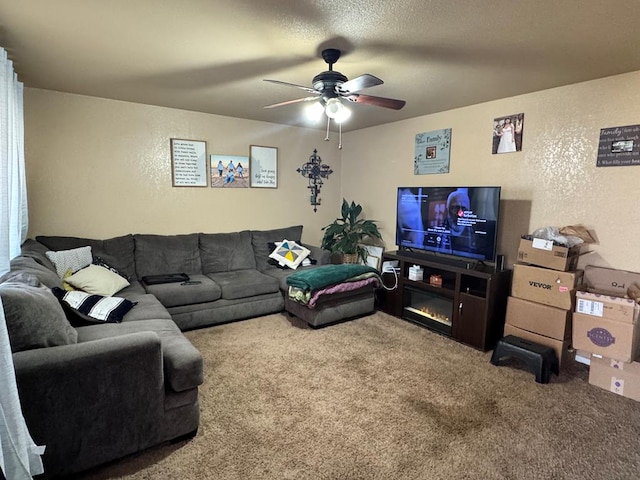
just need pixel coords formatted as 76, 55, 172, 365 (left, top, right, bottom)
286, 264, 379, 291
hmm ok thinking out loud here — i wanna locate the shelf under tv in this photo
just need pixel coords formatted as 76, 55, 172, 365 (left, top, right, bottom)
379, 250, 512, 351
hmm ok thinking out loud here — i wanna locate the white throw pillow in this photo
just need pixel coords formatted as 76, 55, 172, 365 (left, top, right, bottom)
65, 264, 130, 296
268, 239, 310, 270
46, 246, 93, 278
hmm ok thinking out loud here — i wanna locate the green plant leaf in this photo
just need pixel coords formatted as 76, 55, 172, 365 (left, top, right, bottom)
340, 199, 349, 220
320, 198, 382, 257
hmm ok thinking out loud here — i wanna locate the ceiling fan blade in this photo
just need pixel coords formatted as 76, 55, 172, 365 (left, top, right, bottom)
339, 74, 383, 93
264, 96, 320, 109
345, 93, 406, 110
263, 79, 318, 94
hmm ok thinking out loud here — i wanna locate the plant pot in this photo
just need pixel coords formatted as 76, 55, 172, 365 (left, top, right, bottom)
342, 253, 359, 264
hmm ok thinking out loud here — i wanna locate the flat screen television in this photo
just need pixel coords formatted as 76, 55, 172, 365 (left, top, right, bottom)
395, 186, 501, 264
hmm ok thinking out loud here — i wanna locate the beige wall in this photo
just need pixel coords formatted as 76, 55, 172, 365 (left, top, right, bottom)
24, 70, 640, 272
24, 89, 342, 246
342, 71, 640, 272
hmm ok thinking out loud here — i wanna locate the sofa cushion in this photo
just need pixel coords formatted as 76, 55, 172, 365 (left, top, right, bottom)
134, 234, 202, 278
143, 274, 221, 307
115, 280, 147, 297
251, 225, 303, 272
75, 319, 203, 392
45, 246, 93, 278
199, 230, 256, 273
52, 287, 136, 325
264, 264, 320, 291
206, 269, 280, 300
119, 293, 172, 321
0, 282, 78, 353
0, 271, 41, 287
65, 264, 130, 296
1, 256, 63, 289
20, 238, 57, 271
268, 239, 310, 270
37, 234, 137, 281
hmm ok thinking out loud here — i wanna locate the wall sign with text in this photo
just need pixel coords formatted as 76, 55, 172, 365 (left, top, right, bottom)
250, 145, 278, 188
171, 138, 208, 186
414, 128, 451, 175
597, 124, 640, 167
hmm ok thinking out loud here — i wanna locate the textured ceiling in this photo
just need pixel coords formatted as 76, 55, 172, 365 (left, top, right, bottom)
2, 0, 640, 132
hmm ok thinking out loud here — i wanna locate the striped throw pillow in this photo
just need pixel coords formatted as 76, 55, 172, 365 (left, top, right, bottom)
52, 287, 135, 323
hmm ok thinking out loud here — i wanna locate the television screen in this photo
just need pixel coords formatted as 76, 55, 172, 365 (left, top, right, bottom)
396, 186, 501, 262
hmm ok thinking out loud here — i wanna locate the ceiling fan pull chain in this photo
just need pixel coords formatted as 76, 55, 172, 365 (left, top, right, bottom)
338, 121, 343, 150
325, 116, 331, 141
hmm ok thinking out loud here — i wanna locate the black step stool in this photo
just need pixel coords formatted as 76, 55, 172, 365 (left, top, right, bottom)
490, 335, 559, 384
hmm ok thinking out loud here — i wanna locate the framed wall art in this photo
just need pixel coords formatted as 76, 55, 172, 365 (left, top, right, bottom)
210, 154, 250, 188
250, 145, 278, 188
414, 128, 451, 175
596, 124, 640, 167
359, 244, 384, 270
492, 113, 524, 154
171, 138, 207, 187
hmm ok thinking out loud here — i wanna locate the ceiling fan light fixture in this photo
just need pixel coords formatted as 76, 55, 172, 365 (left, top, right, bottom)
334, 106, 351, 124
306, 101, 325, 121
324, 98, 344, 119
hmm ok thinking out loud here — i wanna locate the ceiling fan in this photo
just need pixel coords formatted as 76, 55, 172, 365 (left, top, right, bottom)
263, 48, 406, 148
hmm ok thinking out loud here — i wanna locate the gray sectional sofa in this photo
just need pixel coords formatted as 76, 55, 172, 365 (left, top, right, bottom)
0, 225, 328, 478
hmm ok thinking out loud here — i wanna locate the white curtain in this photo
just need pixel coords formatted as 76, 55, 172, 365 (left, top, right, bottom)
0, 48, 28, 272
0, 47, 45, 479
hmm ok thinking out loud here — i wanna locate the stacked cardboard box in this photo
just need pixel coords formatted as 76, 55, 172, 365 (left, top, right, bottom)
504, 238, 584, 367
571, 266, 640, 401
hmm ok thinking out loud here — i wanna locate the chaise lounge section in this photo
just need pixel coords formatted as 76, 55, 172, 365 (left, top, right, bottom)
1, 224, 328, 478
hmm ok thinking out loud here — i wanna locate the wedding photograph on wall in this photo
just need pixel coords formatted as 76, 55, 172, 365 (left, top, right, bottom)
492, 113, 524, 154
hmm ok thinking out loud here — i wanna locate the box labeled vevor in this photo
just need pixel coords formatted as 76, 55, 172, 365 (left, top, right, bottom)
511, 264, 583, 310
572, 312, 640, 362
517, 238, 582, 271
505, 296, 572, 340
503, 323, 571, 368
589, 355, 640, 402
575, 291, 639, 325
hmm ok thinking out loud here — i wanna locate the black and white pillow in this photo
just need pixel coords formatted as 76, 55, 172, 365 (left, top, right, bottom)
52, 287, 135, 324
92, 256, 130, 281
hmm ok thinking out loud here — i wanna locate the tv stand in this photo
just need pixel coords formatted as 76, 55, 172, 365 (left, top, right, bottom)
379, 250, 511, 351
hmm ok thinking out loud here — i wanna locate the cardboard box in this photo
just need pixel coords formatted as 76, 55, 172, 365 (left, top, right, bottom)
503, 323, 571, 368
572, 312, 640, 362
575, 291, 639, 325
505, 296, 572, 340
511, 264, 583, 310
589, 355, 640, 402
584, 265, 640, 296
517, 238, 582, 271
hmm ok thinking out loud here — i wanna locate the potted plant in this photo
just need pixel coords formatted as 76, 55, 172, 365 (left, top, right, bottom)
321, 199, 383, 264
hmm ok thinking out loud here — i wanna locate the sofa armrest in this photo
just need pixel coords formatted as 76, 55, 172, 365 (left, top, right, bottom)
302, 243, 331, 265
13, 332, 166, 476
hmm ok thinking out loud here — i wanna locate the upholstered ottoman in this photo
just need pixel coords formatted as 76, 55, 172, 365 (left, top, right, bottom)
284, 285, 376, 328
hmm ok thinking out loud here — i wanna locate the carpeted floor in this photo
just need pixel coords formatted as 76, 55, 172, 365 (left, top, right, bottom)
77, 311, 640, 479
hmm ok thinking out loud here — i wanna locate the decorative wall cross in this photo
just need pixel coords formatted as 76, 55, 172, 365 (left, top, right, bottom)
297, 149, 333, 212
